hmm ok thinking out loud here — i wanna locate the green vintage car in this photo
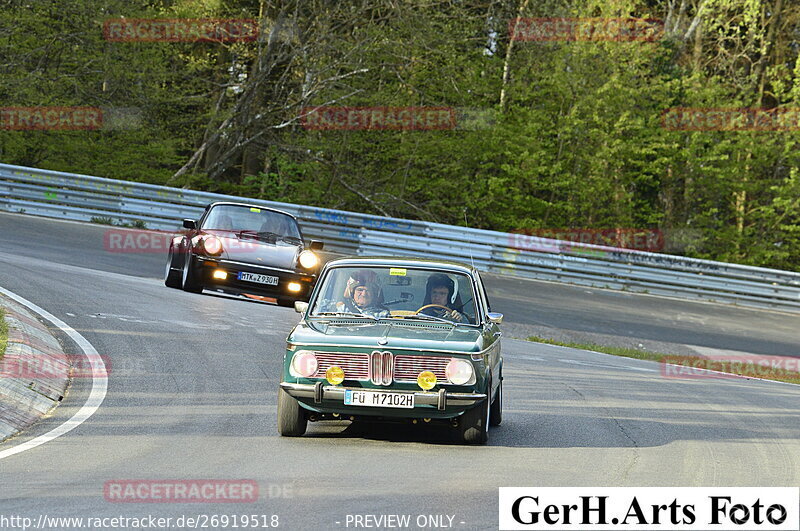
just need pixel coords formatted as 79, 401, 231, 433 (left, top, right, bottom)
277, 257, 503, 444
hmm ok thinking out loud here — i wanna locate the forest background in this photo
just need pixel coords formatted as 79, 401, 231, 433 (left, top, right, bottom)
2, 0, 799, 269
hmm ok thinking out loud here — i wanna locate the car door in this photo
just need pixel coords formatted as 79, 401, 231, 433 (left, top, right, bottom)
474, 271, 501, 396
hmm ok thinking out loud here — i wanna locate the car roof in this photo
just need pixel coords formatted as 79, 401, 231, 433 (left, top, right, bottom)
206, 201, 298, 221
323, 256, 478, 275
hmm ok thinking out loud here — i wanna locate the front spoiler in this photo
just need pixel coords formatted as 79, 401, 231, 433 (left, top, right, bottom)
280, 382, 486, 411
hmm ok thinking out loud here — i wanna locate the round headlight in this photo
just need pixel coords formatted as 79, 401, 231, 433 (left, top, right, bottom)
298, 250, 318, 269
417, 371, 437, 390
203, 236, 223, 255
290, 350, 318, 378
445, 358, 475, 385
326, 366, 345, 385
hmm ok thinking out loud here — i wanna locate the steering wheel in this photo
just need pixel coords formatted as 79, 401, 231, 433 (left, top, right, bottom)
414, 304, 452, 314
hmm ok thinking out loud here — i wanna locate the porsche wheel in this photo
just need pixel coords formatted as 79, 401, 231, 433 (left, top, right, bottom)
164, 246, 182, 288
181, 254, 203, 293
277, 387, 307, 436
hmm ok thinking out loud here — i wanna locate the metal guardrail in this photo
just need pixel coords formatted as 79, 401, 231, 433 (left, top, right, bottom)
2, 162, 800, 313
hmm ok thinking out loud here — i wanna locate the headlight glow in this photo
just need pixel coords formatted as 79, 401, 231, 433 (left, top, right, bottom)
445, 358, 475, 385
290, 350, 318, 378
203, 236, 223, 255
298, 250, 318, 269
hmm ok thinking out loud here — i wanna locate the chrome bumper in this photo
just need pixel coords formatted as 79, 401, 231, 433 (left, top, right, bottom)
280, 382, 486, 411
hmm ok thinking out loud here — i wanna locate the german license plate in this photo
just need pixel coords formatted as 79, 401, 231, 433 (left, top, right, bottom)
238, 272, 278, 285
344, 390, 414, 409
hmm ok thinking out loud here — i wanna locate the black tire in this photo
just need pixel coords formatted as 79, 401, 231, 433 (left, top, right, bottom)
277, 298, 295, 308
277, 387, 307, 436
164, 246, 182, 288
181, 253, 203, 293
490, 373, 503, 427
458, 378, 490, 444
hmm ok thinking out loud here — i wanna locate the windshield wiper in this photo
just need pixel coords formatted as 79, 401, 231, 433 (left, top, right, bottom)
398, 313, 457, 325
314, 311, 378, 321
254, 231, 303, 245
234, 230, 280, 243
235, 230, 260, 240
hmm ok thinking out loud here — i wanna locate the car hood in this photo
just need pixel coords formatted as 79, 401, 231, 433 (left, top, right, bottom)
205, 230, 300, 269
288, 320, 485, 354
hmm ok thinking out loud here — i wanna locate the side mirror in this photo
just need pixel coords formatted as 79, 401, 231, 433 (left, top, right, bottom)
294, 301, 309, 314
183, 219, 198, 230
309, 240, 324, 251
487, 312, 503, 324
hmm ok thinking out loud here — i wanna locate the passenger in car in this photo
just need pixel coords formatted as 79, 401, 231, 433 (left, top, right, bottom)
421, 273, 472, 323
215, 214, 234, 230
329, 270, 389, 317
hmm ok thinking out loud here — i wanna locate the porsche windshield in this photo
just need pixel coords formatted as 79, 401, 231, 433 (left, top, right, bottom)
201, 204, 302, 241
310, 266, 478, 324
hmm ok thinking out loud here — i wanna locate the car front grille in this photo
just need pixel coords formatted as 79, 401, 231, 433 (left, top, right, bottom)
394, 354, 450, 383
313, 352, 370, 381
310, 351, 451, 385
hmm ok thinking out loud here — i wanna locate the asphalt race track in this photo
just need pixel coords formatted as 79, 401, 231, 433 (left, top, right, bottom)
1, 211, 798, 530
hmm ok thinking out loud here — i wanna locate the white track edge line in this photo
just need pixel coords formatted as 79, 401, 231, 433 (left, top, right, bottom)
0, 286, 107, 460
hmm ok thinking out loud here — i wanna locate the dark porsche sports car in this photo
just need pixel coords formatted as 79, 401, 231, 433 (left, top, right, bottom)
164, 202, 323, 306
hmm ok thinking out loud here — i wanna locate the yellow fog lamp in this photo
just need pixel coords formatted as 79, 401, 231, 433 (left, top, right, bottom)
213, 269, 227, 280
287, 282, 302, 293
417, 371, 437, 391
326, 366, 345, 385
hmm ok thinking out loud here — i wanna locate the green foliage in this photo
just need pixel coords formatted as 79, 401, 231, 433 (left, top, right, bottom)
89, 216, 147, 228
1, 0, 799, 269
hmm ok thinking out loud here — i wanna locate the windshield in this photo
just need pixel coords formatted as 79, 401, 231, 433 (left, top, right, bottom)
309, 266, 479, 324
201, 204, 302, 241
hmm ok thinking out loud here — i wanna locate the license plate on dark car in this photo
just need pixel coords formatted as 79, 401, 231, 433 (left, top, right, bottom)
344, 390, 414, 409
238, 272, 279, 285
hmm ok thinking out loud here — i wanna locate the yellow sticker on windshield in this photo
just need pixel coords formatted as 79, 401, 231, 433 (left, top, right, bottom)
389, 268, 407, 276
250, 207, 261, 213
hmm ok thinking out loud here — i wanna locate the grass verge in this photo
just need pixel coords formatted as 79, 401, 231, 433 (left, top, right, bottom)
526, 335, 800, 385
0, 308, 7, 363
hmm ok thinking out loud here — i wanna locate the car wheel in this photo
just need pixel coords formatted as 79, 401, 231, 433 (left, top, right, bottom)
277, 387, 307, 436
181, 254, 203, 293
458, 377, 490, 445
490, 372, 502, 427
164, 246, 182, 288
